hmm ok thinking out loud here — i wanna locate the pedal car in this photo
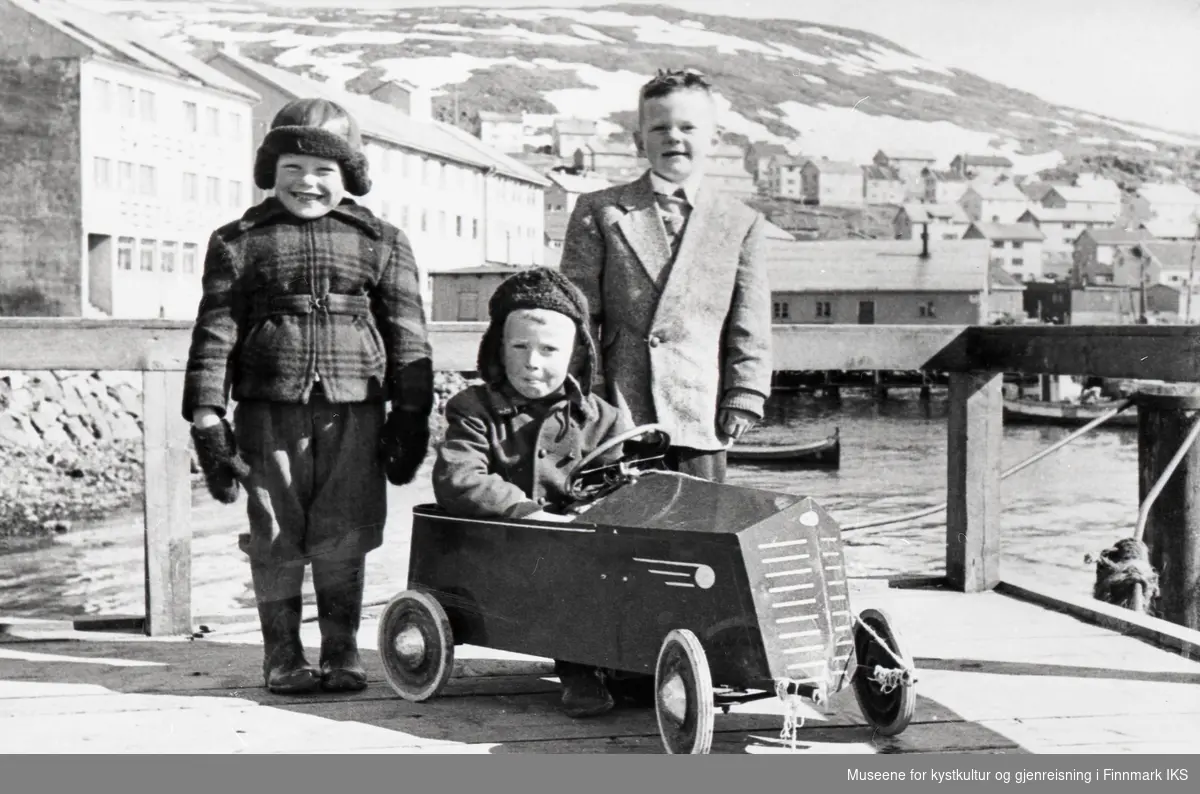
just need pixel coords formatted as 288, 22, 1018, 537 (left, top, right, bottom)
377, 425, 918, 754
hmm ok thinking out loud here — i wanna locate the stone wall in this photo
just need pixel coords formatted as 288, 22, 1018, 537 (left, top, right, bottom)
0, 370, 144, 450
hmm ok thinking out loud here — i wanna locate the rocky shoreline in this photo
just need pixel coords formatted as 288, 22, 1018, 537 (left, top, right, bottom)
0, 370, 477, 556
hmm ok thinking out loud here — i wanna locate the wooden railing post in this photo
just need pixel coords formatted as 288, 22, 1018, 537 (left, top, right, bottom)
141, 369, 193, 636
1137, 384, 1200, 630
946, 370, 1003, 592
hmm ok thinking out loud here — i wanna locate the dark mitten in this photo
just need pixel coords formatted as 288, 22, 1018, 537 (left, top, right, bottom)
379, 410, 431, 486
191, 420, 251, 504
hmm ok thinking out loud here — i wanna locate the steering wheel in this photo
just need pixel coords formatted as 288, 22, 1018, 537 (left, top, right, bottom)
564, 423, 672, 505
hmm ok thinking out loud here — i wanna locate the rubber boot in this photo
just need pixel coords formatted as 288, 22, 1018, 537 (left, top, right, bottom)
250, 560, 321, 694
555, 660, 614, 718
312, 555, 369, 692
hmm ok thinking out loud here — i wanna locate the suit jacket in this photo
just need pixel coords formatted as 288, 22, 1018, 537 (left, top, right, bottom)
559, 170, 773, 451
180, 197, 432, 423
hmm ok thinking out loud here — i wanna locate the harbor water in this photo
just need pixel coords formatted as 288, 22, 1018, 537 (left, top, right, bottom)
0, 390, 1137, 622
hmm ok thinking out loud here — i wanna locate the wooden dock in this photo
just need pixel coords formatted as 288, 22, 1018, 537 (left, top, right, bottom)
3, 579, 1199, 754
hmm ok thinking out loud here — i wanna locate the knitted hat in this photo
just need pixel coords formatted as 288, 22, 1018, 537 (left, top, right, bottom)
253, 98, 372, 196
477, 268, 597, 396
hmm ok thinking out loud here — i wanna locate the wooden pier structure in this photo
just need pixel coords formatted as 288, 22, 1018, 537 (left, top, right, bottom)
3, 320, 1200, 754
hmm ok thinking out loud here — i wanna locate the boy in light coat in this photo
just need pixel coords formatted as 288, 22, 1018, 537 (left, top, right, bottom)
559, 68, 773, 483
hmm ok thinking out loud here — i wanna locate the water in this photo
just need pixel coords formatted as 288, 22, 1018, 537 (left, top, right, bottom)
0, 390, 1137, 622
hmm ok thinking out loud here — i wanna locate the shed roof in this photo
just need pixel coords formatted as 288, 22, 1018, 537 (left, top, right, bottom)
765, 238, 993, 292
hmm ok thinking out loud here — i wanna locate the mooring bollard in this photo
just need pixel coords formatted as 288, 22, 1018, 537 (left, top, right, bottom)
1136, 384, 1200, 630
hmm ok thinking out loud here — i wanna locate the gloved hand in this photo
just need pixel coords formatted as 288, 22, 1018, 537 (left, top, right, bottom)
190, 420, 251, 504
379, 409, 431, 485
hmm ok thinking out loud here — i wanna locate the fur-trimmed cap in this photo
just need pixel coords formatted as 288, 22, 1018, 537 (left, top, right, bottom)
253, 98, 372, 196
477, 268, 597, 396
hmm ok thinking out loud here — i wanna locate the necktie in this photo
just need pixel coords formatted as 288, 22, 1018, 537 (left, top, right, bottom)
655, 187, 691, 256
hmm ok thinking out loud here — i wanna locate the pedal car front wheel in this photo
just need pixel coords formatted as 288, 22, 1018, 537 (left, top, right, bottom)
377, 590, 455, 702
654, 629, 715, 755
851, 607, 916, 737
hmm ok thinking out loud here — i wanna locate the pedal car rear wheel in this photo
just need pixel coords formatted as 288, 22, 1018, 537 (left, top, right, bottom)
851, 607, 916, 737
377, 590, 455, 702
654, 629, 715, 755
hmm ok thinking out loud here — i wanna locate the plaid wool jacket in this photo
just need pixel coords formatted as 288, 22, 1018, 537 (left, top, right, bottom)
181, 197, 432, 422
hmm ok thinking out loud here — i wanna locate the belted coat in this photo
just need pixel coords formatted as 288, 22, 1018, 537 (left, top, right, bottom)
559, 170, 773, 451
180, 197, 431, 422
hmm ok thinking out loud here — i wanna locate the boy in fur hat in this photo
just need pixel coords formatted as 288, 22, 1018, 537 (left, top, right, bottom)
432, 267, 637, 718
183, 98, 433, 695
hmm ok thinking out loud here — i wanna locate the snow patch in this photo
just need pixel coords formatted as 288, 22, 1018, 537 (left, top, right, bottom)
803, 74, 827, 85
893, 77, 956, 96
570, 24, 619, 43
795, 26, 862, 45
770, 42, 827, 66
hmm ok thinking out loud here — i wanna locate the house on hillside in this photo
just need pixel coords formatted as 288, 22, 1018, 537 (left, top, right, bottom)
801, 159, 863, 206
769, 154, 807, 200
1137, 182, 1200, 227
201, 46, 550, 317
543, 170, 611, 215
963, 222, 1046, 282
764, 238, 1022, 324
950, 153, 1014, 183
473, 110, 526, 154
552, 117, 597, 158
1037, 183, 1122, 221
872, 149, 936, 200
0, 0, 259, 320
1017, 207, 1116, 278
893, 203, 970, 241
344, 73, 432, 122
1111, 241, 1200, 290
1072, 227, 1150, 286
1139, 218, 1199, 241
862, 164, 905, 206
960, 181, 1030, 224
573, 139, 644, 181
921, 168, 970, 204
747, 142, 790, 187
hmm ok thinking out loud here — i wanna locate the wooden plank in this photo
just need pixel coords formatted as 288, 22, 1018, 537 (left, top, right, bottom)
141, 370, 193, 637
996, 577, 1200, 661
945, 371, 1003, 592
967, 324, 1200, 383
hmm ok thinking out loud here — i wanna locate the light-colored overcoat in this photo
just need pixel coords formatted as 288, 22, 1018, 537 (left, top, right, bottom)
560, 170, 773, 451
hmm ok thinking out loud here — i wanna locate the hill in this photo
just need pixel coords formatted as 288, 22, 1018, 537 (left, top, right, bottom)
79, 1, 1200, 187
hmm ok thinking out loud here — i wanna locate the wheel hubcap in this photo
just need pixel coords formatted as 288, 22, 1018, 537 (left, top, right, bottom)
393, 624, 427, 669
659, 672, 688, 724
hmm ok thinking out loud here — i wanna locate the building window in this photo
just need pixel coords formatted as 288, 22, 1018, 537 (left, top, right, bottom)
182, 172, 198, 202
118, 84, 134, 117
1012, 241, 1024, 249
472, 218, 479, 239
160, 241, 177, 273
918, 301, 937, 318
205, 107, 220, 136
206, 176, 220, 206
439, 210, 446, 236
138, 165, 156, 196
92, 78, 111, 113
117, 161, 134, 192
183, 101, 198, 132
815, 300, 832, 318
93, 157, 111, 189
138, 89, 156, 123
117, 237, 134, 270
227, 111, 242, 139
182, 243, 198, 274
772, 301, 790, 320
992, 241, 1004, 248
381, 200, 392, 221
139, 239, 156, 272
400, 205, 409, 228
228, 180, 242, 208
456, 215, 463, 237
421, 209, 428, 232
1063, 222, 1074, 230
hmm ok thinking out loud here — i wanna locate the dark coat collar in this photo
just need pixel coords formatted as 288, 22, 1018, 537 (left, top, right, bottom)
484, 375, 595, 423
232, 196, 384, 239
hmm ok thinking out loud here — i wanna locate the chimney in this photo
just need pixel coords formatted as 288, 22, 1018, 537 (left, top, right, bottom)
920, 222, 930, 258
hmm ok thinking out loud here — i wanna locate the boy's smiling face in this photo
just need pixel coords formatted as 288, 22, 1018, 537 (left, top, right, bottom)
635, 88, 720, 183
503, 308, 577, 400
274, 153, 346, 219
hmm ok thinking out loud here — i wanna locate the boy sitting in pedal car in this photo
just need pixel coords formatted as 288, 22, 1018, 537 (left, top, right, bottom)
432, 267, 643, 718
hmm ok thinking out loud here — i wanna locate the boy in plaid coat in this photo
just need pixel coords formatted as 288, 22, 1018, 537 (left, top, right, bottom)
182, 98, 433, 695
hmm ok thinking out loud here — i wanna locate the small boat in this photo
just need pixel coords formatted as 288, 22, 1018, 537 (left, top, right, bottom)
728, 428, 841, 467
1001, 398, 1138, 428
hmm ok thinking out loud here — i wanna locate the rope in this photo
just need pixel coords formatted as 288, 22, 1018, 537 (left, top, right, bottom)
839, 398, 1136, 533
1134, 411, 1200, 543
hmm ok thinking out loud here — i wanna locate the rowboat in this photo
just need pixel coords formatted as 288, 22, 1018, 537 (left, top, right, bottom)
1001, 398, 1138, 428
728, 428, 841, 467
